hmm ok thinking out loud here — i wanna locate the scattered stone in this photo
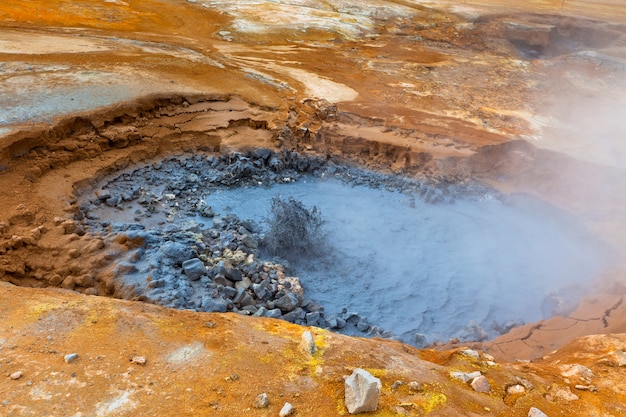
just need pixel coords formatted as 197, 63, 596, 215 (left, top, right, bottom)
507, 384, 526, 395
549, 386, 579, 402
201, 296, 229, 313
275, 293, 300, 313
344, 368, 382, 414
64, 353, 79, 364
615, 350, 626, 366
528, 407, 549, 417
300, 330, 317, 355
182, 258, 205, 280
130, 356, 147, 366
574, 384, 597, 392
10, 371, 22, 380
471, 375, 491, 393
265, 308, 283, 319
279, 402, 294, 417
560, 364, 593, 380
450, 371, 481, 383
459, 349, 480, 360
253, 393, 269, 409
515, 376, 535, 391
408, 381, 422, 392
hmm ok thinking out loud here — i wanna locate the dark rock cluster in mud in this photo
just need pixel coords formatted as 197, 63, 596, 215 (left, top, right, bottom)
76, 149, 490, 338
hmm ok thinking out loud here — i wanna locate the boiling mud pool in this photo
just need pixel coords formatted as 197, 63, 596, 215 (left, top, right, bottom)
207, 177, 612, 345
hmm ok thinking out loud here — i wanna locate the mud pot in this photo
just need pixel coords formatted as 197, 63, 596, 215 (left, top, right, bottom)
0, 94, 624, 353
80, 150, 615, 347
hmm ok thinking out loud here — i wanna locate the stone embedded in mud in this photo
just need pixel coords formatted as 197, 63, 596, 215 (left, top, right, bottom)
182, 258, 205, 280
344, 368, 382, 414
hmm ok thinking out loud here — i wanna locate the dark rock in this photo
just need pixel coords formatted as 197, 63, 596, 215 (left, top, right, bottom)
159, 241, 193, 266
265, 308, 283, 319
283, 307, 305, 323
218, 260, 243, 282
202, 296, 229, 312
182, 258, 205, 280
305, 311, 321, 326
213, 275, 234, 288
219, 286, 238, 300
356, 319, 371, 332
275, 293, 300, 313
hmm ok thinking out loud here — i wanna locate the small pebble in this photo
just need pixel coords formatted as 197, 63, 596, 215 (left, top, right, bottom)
528, 407, 549, 417
279, 402, 294, 417
408, 381, 422, 392
64, 353, 79, 364
253, 392, 269, 408
10, 371, 22, 380
130, 356, 147, 366
507, 384, 526, 395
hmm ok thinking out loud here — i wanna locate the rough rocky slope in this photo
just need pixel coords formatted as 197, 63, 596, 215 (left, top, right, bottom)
2, 282, 626, 416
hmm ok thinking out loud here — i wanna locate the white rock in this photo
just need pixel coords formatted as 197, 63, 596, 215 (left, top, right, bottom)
560, 364, 593, 380
507, 384, 526, 395
528, 407, 549, 417
64, 353, 79, 364
279, 402, 294, 417
615, 350, 626, 366
450, 370, 481, 383
130, 356, 147, 366
344, 368, 382, 414
10, 371, 23, 380
300, 330, 316, 355
407, 381, 422, 392
459, 349, 480, 359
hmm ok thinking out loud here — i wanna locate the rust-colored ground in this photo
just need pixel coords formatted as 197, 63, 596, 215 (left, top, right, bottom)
1, 0, 626, 415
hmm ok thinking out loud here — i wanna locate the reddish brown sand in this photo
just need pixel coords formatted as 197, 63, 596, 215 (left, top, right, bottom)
1, 1, 626, 415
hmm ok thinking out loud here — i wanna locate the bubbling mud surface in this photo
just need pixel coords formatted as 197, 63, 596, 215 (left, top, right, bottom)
81, 150, 615, 346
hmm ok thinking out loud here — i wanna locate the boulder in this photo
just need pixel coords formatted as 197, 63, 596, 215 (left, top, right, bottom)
344, 368, 382, 414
